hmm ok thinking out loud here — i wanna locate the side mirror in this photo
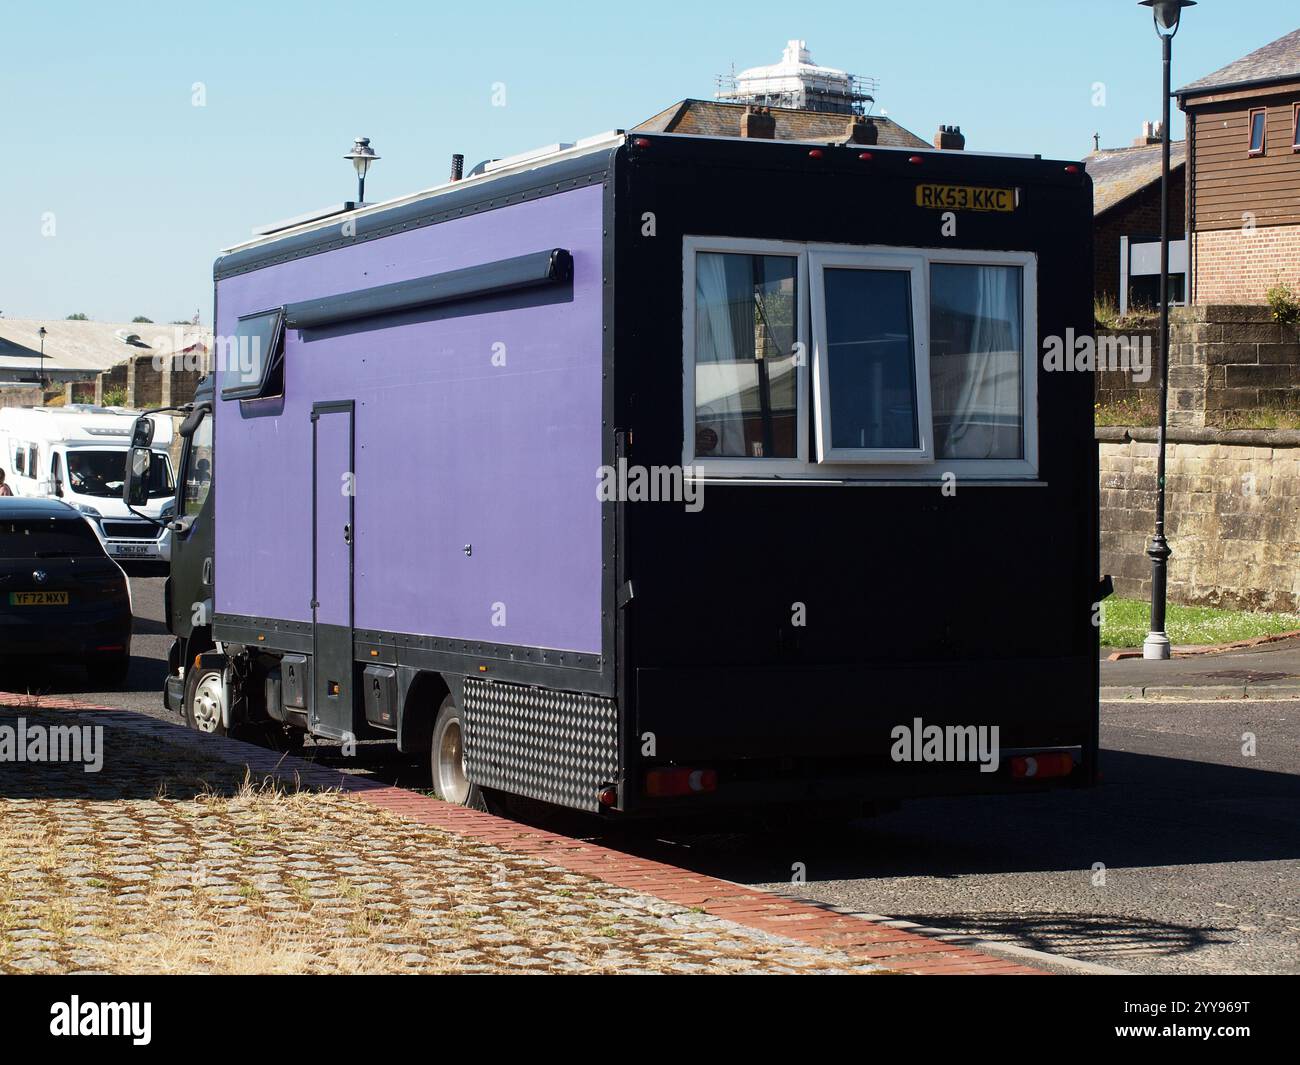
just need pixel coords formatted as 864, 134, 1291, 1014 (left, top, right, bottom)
130, 415, 156, 449
179, 404, 209, 439
123, 447, 152, 507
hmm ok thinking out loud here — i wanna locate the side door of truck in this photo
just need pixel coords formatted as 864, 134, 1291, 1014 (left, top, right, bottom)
310, 401, 355, 738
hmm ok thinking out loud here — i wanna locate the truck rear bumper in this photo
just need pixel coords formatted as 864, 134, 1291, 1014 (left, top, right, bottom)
635, 658, 1096, 764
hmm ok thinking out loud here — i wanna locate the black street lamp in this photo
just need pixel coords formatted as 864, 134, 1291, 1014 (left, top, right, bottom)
37, 326, 47, 392
344, 137, 380, 204
1139, 0, 1195, 660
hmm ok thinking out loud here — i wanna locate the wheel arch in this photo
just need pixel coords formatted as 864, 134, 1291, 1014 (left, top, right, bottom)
395, 668, 459, 755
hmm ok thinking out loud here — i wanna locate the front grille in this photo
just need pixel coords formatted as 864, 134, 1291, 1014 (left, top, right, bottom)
101, 521, 160, 540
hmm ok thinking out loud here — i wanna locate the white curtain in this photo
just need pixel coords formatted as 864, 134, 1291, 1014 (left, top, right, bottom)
937, 265, 1022, 459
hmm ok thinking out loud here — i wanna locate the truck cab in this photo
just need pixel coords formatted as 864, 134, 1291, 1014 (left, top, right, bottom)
0, 405, 176, 568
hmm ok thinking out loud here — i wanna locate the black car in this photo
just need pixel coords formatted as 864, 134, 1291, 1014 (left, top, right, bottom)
0, 497, 133, 687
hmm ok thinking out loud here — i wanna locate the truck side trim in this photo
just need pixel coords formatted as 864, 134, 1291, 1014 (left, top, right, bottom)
283, 249, 573, 330
214, 152, 613, 280
212, 613, 611, 696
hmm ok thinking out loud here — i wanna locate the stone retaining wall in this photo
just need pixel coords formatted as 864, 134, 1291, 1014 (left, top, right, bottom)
1099, 426, 1300, 612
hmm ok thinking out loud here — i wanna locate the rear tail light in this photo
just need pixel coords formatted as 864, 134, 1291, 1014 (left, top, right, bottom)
644, 767, 717, 798
1010, 752, 1075, 780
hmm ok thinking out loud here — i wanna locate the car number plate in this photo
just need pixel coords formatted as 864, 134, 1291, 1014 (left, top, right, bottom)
9, 591, 70, 606
915, 184, 1018, 212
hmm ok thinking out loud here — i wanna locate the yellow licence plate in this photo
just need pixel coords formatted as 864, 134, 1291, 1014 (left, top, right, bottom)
916, 184, 1017, 212
9, 591, 69, 606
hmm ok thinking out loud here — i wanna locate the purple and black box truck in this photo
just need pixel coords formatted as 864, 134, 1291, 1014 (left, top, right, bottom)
130, 130, 1101, 819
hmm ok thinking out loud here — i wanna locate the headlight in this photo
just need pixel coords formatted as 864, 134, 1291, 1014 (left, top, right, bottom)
159, 500, 176, 519
70, 502, 102, 519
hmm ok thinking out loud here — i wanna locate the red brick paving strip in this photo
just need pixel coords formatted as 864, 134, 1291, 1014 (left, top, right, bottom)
5, 695, 1049, 975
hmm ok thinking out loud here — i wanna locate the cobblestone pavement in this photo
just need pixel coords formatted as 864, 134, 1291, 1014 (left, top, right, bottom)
0, 704, 888, 975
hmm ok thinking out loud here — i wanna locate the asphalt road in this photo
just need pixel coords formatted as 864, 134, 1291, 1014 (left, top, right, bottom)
12, 576, 1298, 975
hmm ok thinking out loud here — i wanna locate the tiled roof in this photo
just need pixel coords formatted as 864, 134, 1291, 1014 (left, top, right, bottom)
1083, 140, 1186, 216
633, 99, 930, 148
1177, 27, 1300, 96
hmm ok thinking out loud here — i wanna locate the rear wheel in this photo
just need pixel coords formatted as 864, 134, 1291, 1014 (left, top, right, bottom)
430, 694, 494, 811
184, 663, 228, 736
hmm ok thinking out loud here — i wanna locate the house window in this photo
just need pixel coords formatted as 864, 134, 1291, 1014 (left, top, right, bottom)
682, 240, 1038, 481
686, 241, 806, 468
1248, 108, 1267, 156
1292, 104, 1299, 151
220, 308, 286, 401
810, 252, 931, 462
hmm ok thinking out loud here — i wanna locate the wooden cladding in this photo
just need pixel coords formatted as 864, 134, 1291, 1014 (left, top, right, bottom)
1186, 82, 1300, 231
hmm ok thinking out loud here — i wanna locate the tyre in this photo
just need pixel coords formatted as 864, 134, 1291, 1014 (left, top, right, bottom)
430, 693, 494, 811
183, 661, 229, 736
86, 653, 131, 690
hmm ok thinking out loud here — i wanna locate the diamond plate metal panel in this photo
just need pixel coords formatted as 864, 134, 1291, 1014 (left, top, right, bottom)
462, 678, 620, 812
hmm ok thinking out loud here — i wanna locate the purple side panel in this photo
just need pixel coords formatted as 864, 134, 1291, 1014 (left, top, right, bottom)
214, 184, 604, 654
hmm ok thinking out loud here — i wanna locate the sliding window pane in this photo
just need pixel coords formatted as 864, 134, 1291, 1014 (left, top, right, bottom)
929, 263, 1024, 459
694, 253, 799, 458
823, 268, 918, 451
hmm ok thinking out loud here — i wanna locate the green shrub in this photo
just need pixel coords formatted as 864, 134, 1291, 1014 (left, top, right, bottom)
1266, 282, 1300, 327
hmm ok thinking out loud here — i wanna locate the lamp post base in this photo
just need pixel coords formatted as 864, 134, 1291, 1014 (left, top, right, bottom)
1143, 631, 1172, 660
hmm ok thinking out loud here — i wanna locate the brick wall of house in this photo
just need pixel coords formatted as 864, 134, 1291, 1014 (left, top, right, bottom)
1193, 224, 1300, 304
1093, 168, 1186, 305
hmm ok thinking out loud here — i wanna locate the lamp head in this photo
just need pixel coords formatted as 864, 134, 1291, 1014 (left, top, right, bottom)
1139, 0, 1196, 38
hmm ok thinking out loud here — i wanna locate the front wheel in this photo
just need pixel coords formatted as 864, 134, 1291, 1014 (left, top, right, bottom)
184, 662, 228, 736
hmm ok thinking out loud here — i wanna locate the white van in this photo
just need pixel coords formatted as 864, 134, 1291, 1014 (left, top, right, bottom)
0, 405, 175, 565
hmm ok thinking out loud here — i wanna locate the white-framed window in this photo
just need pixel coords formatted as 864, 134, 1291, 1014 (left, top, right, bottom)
810, 250, 932, 463
681, 240, 1038, 482
683, 237, 809, 477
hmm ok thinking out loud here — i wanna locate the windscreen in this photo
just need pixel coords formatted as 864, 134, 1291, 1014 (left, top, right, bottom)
67, 449, 174, 499
0, 517, 103, 559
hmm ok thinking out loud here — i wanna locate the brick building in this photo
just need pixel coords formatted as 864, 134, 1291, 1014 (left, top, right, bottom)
1084, 125, 1187, 310
1178, 27, 1300, 304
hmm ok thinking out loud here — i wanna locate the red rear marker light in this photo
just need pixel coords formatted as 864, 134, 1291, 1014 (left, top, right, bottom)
644, 767, 718, 798
1065, 164, 1080, 174
908, 155, 923, 165
858, 151, 874, 161
597, 786, 619, 807
1010, 753, 1075, 780
808, 149, 825, 159
632, 137, 651, 149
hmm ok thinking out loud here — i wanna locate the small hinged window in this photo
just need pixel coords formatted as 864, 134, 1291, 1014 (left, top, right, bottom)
221, 308, 286, 400
1247, 108, 1267, 157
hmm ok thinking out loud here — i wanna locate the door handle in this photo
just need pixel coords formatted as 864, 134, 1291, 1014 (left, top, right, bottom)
343, 523, 352, 546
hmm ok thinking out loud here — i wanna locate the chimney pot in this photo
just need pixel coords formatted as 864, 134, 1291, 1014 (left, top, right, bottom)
741, 104, 776, 140
846, 115, 878, 145
934, 124, 966, 150
450, 153, 464, 182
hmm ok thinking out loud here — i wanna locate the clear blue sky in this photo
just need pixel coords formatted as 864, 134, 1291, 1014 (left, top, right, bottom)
1, 0, 1295, 324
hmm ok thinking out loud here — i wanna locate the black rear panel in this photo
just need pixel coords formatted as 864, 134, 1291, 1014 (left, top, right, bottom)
610, 136, 1097, 801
